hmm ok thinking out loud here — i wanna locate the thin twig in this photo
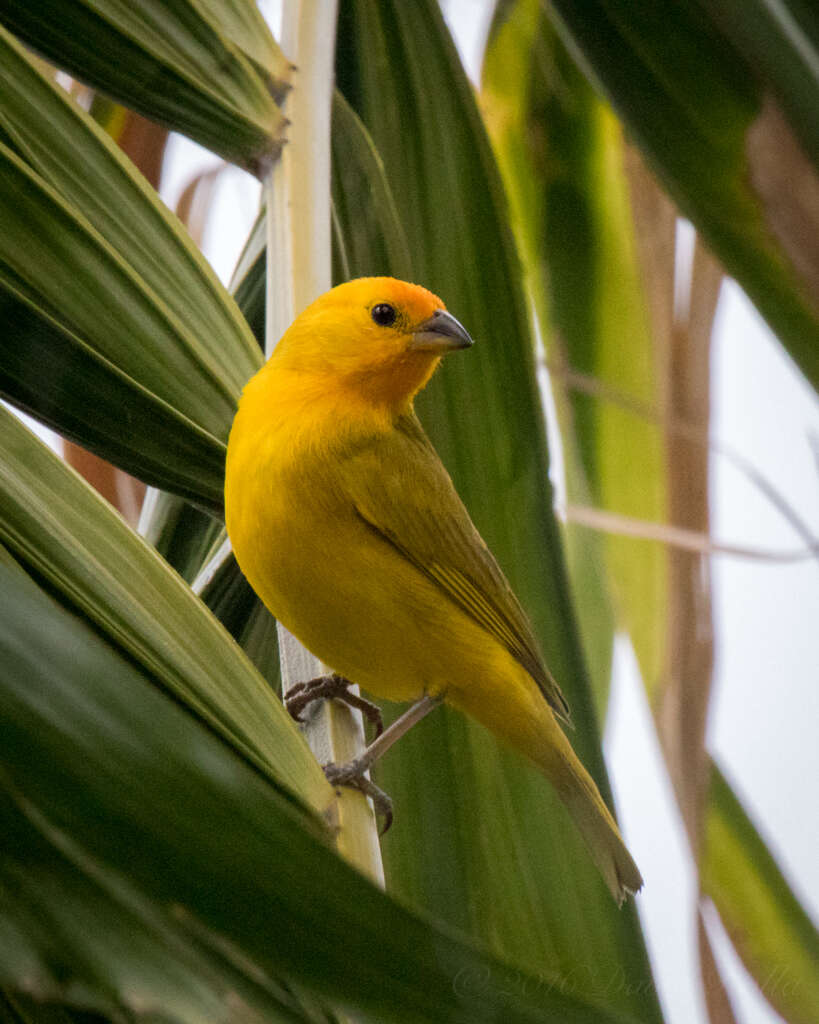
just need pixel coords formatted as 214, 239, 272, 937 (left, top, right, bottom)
545, 358, 819, 559
560, 503, 816, 563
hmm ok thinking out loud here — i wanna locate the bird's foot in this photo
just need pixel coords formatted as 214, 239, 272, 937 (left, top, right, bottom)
285, 673, 384, 738
323, 758, 393, 834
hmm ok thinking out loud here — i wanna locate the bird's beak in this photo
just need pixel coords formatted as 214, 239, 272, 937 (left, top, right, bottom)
411, 309, 474, 352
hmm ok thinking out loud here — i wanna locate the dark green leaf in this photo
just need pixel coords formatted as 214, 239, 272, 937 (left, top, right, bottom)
0, 0, 289, 170
0, 563, 642, 1024
701, 0, 819, 168
230, 208, 267, 350
482, 0, 667, 703
0, 29, 262, 505
194, 543, 281, 689
0, 990, 117, 1024
0, 288, 226, 510
0, 406, 328, 814
138, 489, 223, 585
331, 91, 412, 282
335, 1, 661, 1016
484, 8, 819, 1018
545, 0, 819, 393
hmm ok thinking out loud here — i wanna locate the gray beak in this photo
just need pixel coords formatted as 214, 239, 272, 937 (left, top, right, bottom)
411, 309, 474, 352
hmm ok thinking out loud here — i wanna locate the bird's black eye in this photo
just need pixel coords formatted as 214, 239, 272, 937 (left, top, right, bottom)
371, 302, 397, 327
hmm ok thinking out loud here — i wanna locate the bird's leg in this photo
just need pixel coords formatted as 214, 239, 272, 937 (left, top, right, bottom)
284, 673, 383, 738
322, 694, 442, 833
323, 763, 394, 834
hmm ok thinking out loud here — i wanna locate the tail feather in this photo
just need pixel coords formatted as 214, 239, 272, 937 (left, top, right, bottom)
450, 669, 642, 902
508, 686, 643, 903
557, 755, 643, 905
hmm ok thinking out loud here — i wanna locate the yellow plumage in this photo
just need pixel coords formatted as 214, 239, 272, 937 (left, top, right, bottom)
225, 277, 642, 902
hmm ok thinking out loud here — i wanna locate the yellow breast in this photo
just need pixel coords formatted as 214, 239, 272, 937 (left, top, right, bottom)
225, 364, 511, 706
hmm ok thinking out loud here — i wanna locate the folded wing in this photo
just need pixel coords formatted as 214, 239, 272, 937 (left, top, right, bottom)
340, 412, 570, 723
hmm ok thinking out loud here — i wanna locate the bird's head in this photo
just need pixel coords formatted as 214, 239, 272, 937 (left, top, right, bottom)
271, 277, 473, 410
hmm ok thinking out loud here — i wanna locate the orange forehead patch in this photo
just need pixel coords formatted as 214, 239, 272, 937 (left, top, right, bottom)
312, 277, 446, 322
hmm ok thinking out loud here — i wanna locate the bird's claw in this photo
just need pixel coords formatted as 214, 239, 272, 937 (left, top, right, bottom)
285, 673, 384, 738
323, 759, 393, 834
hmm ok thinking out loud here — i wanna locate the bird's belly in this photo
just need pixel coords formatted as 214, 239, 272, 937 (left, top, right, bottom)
230, 479, 483, 703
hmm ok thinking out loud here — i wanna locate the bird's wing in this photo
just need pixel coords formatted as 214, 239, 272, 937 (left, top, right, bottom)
338, 412, 570, 722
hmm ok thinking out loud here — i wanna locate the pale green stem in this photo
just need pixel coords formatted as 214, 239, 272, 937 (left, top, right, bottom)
263, 0, 384, 885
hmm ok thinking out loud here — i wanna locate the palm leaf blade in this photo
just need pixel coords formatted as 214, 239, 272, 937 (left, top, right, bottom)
335, 1, 661, 1016
0, 562, 642, 1024
0, 0, 288, 168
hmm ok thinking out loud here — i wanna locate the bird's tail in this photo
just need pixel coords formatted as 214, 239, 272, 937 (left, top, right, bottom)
551, 744, 643, 905
452, 676, 643, 904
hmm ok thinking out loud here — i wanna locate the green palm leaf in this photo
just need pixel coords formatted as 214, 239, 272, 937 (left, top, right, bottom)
482, 5, 819, 1021
334, 1, 661, 1016
0, 0, 288, 169
0, 406, 328, 814
0, 28, 262, 507
546, 0, 819, 393
0, 561, 644, 1024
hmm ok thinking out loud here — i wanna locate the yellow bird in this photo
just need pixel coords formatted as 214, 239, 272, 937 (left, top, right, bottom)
225, 277, 642, 903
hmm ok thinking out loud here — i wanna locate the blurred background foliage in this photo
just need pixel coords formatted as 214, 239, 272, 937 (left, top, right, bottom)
0, 1, 816, 1022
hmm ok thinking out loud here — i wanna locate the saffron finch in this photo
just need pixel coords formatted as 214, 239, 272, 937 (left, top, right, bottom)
225, 277, 642, 903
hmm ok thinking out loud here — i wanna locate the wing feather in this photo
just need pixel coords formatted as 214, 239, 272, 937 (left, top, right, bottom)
340, 413, 570, 722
